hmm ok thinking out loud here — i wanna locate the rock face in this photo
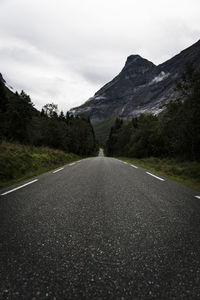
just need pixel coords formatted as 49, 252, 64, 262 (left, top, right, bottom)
70, 39, 200, 121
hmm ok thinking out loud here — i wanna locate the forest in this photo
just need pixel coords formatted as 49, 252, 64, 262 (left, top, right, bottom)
0, 81, 97, 156
106, 64, 200, 161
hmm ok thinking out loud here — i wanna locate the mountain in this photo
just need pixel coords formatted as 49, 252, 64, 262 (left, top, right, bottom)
70, 40, 200, 121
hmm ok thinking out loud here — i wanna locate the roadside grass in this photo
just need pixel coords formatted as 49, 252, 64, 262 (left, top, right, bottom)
117, 157, 200, 191
0, 141, 81, 188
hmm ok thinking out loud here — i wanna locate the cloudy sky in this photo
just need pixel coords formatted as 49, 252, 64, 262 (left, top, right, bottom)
0, 0, 200, 112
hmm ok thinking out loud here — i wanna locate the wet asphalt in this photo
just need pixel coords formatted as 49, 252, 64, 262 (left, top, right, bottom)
0, 152, 200, 299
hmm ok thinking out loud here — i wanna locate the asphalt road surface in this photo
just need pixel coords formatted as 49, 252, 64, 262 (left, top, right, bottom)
1, 152, 200, 299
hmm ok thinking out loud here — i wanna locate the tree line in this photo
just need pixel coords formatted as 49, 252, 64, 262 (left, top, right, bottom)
0, 82, 97, 156
106, 64, 200, 161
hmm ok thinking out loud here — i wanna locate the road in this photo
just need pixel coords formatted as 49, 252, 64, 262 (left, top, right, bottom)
0, 152, 200, 299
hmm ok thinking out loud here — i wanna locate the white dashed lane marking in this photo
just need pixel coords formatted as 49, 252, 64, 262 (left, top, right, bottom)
195, 196, 200, 199
146, 172, 165, 181
130, 164, 138, 169
1, 179, 38, 196
52, 167, 64, 174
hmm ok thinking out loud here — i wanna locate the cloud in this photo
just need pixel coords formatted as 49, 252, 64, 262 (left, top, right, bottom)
0, 0, 200, 112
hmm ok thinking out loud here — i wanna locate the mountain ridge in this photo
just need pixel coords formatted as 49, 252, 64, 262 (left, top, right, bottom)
70, 39, 200, 121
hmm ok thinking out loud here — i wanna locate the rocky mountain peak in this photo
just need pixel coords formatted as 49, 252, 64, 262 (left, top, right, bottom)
70, 39, 200, 122
125, 54, 142, 65
122, 54, 155, 73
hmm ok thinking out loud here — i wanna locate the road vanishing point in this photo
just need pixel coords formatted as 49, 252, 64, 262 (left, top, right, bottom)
0, 150, 200, 299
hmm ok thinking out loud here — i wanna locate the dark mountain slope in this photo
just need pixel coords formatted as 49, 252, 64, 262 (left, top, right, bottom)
70, 39, 200, 121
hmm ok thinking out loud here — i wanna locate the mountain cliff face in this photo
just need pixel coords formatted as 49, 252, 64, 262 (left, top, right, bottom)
70, 40, 200, 121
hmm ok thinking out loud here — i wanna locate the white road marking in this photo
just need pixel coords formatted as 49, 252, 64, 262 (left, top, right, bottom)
123, 162, 128, 164
52, 167, 64, 174
195, 196, 200, 199
69, 162, 76, 166
130, 164, 138, 169
146, 172, 165, 181
1, 179, 38, 196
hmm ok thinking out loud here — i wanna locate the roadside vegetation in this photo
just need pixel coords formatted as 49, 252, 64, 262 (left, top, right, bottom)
0, 82, 97, 156
0, 141, 81, 188
105, 64, 200, 190
117, 157, 200, 191
0, 78, 98, 187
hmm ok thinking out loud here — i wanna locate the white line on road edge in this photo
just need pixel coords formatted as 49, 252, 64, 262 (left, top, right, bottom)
1, 179, 38, 196
195, 196, 200, 199
69, 162, 76, 166
52, 167, 64, 174
146, 172, 165, 181
130, 164, 138, 169
123, 162, 128, 164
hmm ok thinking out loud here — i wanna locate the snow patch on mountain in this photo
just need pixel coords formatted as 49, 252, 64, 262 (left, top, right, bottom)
94, 95, 107, 100
150, 71, 170, 85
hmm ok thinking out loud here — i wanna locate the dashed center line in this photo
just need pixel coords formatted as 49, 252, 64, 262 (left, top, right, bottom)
130, 164, 138, 169
195, 196, 200, 199
1, 179, 38, 196
52, 167, 64, 174
146, 172, 164, 181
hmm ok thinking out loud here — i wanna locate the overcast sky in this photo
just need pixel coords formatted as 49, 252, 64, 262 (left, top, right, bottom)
0, 0, 200, 112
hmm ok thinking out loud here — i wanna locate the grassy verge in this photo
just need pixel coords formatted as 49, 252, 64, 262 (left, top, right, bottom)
117, 157, 200, 191
0, 141, 81, 188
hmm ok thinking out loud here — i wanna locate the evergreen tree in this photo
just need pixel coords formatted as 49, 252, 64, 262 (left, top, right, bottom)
0, 84, 97, 155
106, 64, 200, 161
